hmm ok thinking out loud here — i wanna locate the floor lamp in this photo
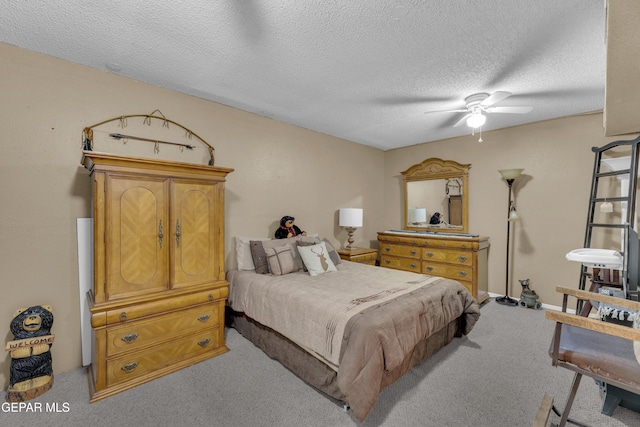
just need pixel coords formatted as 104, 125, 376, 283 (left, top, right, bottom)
496, 168, 524, 306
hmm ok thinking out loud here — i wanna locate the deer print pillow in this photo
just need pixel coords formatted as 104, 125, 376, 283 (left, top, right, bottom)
297, 241, 338, 276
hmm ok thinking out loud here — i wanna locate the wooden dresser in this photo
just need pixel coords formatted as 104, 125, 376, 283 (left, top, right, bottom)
378, 231, 489, 304
82, 151, 233, 402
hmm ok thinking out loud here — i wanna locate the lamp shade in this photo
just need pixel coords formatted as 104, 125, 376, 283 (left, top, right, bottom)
339, 208, 363, 227
408, 208, 427, 223
508, 208, 521, 221
466, 112, 486, 128
499, 168, 524, 180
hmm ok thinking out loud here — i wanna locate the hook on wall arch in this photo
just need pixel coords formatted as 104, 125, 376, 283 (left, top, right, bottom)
82, 109, 216, 165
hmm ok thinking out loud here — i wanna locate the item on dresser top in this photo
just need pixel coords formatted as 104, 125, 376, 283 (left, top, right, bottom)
275, 216, 307, 239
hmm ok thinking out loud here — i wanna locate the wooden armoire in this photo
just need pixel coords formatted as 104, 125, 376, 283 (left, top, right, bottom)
82, 151, 233, 402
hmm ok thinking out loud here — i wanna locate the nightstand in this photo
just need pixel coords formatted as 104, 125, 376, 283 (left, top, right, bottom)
338, 248, 378, 266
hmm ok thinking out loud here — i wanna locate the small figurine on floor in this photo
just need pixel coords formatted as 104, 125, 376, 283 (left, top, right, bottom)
6, 305, 55, 401
275, 216, 307, 239
519, 279, 542, 309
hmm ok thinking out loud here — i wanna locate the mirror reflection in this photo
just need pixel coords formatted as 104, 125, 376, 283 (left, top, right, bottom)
402, 158, 470, 233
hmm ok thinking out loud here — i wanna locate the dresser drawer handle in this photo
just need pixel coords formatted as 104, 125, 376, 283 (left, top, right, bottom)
121, 362, 138, 372
198, 314, 210, 323
198, 338, 211, 347
410, 263, 417, 269
385, 259, 391, 264
119, 312, 127, 322
385, 247, 391, 252
458, 271, 468, 277
426, 252, 433, 258
426, 266, 433, 271
458, 255, 468, 262
410, 250, 417, 255
121, 333, 138, 343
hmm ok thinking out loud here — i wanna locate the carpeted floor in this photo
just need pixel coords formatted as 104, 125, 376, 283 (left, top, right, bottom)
2, 298, 639, 427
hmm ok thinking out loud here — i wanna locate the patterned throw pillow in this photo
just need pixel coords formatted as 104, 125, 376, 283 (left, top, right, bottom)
297, 241, 338, 276
264, 246, 298, 276
249, 241, 270, 274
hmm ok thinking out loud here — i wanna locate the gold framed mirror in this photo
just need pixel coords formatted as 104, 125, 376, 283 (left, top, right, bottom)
402, 158, 470, 233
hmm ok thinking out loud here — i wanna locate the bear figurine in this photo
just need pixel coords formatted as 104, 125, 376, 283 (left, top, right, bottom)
6, 305, 55, 401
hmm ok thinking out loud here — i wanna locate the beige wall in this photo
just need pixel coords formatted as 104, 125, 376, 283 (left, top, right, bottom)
2, 41, 639, 390
0, 43, 384, 389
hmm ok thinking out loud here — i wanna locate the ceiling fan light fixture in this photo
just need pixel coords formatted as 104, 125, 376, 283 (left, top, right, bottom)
466, 112, 486, 128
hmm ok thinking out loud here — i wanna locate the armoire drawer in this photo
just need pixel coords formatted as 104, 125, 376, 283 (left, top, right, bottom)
422, 248, 472, 266
423, 262, 472, 281
380, 244, 421, 259
106, 303, 220, 357
381, 256, 421, 272
106, 329, 220, 386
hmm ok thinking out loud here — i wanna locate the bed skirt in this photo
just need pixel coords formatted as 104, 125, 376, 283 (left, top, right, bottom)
228, 309, 463, 409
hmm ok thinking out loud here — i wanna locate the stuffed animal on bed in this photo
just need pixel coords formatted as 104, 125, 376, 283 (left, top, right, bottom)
275, 216, 307, 239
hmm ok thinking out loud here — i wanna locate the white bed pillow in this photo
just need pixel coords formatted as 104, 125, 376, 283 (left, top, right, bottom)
236, 236, 271, 270
297, 241, 338, 276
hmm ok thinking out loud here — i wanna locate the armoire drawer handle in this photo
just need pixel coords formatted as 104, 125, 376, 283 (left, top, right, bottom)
198, 338, 211, 347
119, 312, 127, 322
121, 362, 138, 372
121, 333, 138, 343
197, 314, 210, 322
385, 247, 391, 252
459, 256, 468, 262
458, 271, 468, 277
385, 259, 391, 264
410, 250, 417, 255
426, 252, 433, 258
426, 266, 433, 271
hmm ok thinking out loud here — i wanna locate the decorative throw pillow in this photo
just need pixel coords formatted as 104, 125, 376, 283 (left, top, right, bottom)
297, 241, 338, 276
249, 241, 270, 274
322, 238, 341, 265
262, 235, 320, 270
235, 236, 271, 270
296, 238, 341, 267
265, 246, 298, 276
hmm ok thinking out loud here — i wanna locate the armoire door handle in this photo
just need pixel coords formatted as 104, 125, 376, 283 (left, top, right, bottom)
176, 219, 181, 247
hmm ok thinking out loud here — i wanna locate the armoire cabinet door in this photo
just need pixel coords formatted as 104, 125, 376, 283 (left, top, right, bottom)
170, 179, 221, 288
105, 174, 169, 300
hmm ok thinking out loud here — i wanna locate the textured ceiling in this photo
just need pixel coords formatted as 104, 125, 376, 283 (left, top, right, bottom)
0, 1, 607, 150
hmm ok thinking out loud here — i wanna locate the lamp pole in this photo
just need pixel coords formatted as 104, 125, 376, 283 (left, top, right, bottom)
496, 169, 523, 306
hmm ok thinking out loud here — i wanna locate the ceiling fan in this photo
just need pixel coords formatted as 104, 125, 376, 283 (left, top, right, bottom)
425, 91, 533, 128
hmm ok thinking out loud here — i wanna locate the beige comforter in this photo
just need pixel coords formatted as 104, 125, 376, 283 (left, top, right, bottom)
227, 262, 480, 421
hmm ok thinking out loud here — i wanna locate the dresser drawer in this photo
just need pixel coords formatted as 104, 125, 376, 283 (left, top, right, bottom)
106, 329, 219, 386
351, 253, 377, 265
106, 303, 220, 357
423, 262, 472, 281
422, 248, 472, 266
381, 255, 421, 272
380, 244, 421, 259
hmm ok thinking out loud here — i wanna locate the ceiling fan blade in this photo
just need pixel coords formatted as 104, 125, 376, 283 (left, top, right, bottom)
453, 113, 472, 127
480, 91, 512, 107
424, 108, 468, 115
486, 106, 533, 114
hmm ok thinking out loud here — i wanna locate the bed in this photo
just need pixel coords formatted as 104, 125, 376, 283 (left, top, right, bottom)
227, 235, 481, 421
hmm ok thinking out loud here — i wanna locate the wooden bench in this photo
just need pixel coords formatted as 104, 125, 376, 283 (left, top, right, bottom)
546, 286, 640, 427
